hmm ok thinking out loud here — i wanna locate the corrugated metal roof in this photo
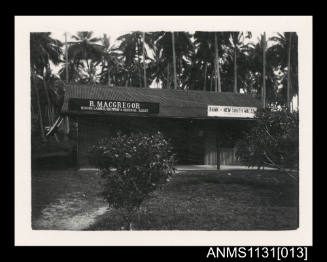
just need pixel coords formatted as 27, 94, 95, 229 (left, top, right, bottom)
62, 84, 262, 119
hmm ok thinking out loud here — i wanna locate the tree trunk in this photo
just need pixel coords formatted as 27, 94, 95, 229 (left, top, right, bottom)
138, 65, 142, 87
179, 57, 184, 89
287, 33, 292, 111
31, 101, 36, 122
213, 50, 217, 92
262, 32, 266, 108
233, 47, 238, 93
33, 83, 46, 142
136, 43, 142, 87
107, 60, 111, 87
203, 62, 208, 91
210, 71, 214, 91
42, 72, 54, 125
167, 63, 170, 89
62, 118, 69, 141
142, 32, 147, 88
214, 33, 221, 92
171, 32, 177, 89
123, 209, 135, 230
85, 59, 91, 83
65, 32, 69, 83
64, 34, 71, 142
42, 70, 59, 142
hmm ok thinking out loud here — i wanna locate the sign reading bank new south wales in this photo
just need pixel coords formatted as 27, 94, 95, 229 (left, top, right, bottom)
208, 105, 257, 118
69, 98, 159, 114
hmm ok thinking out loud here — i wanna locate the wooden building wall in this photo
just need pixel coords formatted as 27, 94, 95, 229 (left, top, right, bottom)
204, 125, 241, 166
76, 116, 243, 168
204, 129, 217, 165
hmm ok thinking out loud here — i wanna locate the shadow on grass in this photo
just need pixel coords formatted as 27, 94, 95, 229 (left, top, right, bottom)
87, 169, 299, 231
32, 169, 105, 228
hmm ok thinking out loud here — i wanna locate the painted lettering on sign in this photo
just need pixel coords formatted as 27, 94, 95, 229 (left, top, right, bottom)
69, 99, 159, 114
208, 105, 257, 118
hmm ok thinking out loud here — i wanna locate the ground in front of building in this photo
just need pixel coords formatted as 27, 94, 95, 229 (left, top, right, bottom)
32, 168, 298, 231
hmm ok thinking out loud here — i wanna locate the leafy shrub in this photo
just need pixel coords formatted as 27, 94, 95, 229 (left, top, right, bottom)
88, 131, 175, 229
236, 108, 299, 170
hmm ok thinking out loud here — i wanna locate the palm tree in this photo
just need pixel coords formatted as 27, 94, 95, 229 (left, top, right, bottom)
246, 34, 281, 105
67, 31, 104, 83
31, 74, 46, 141
228, 32, 252, 93
148, 44, 168, 88
99, 34, 122, 87
30, 33, 63, 75
155, 31, 193, 89
214, 32, 221, 92
116, 31, 155, 87
145, 32, 171, 89
30, 32, 62, 140
171, 32, 177, 89
268, 32, 298, 109
142, 32, 147, 87
262, 32, 267, 108
287, 33, 292, 110
193, 32, 230, 91
194, 32, 213, 91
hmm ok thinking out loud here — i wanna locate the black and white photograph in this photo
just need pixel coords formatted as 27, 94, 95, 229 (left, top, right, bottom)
15, 16, 312, 246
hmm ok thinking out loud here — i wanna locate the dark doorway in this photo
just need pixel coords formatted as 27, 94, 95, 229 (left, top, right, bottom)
77, 116, 206, 167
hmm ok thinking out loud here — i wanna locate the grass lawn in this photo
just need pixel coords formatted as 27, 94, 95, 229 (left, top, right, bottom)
32, 169, 107, 230
87, 169, 299, 230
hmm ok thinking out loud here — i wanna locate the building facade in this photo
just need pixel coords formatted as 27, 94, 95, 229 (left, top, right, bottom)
61, 84, 262, 168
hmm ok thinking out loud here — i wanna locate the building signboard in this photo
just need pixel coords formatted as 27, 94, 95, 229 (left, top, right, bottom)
69, 98, 159, 114
207, 105, 257, 118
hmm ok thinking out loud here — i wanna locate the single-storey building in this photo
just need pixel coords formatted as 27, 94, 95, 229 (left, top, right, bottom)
61, 84, 262, 168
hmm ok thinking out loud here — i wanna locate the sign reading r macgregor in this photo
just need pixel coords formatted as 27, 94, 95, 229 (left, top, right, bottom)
208, 105, 257, 118
69, 98, 159, 114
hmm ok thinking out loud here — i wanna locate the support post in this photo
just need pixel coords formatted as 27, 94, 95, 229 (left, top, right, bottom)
216, 132, 221, 170
75, 117, 79, 170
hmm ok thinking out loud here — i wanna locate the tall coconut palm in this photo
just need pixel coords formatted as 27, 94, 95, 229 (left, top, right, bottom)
30, 32, 62, 140
99, 34, 122, 87
194, 31, 214, 91
30, 33, 63, 74
286, 33, 292, 110
148, 44, 169, 88
246, 34, 280, 105
193, 31, 230, 91
228, 32, 252, 93
179, 49, 203, 90
116, 31, 155, 87
67, 31, 104, 83
214, 32, 221, 92
155, 31, 193, 89
31, 73, 46, 141
262, 32, 267, 108
142, 32, 147, 87
171, 32, 177, 89
268, 32, 298, 109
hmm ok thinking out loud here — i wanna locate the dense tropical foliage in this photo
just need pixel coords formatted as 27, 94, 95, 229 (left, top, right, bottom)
30, 30, 299, 144
236, 108, 299, 170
